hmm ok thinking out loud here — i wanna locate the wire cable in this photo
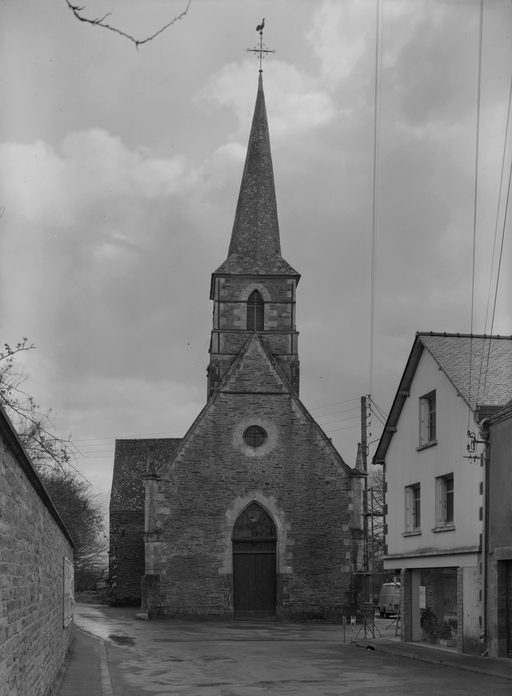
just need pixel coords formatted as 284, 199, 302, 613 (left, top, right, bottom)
468, 0, 484, 428
476, 60, 512, 406
369, 0, 382, 397
368, 396, 388, 421
479, 147, 512, 402
309, 398, 360, 412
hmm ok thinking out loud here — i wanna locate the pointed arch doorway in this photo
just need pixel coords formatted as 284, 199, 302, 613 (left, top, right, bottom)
232, 502, 277, 619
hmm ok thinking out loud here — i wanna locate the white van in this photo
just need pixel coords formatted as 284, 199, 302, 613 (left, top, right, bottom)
378, 582, 400, 618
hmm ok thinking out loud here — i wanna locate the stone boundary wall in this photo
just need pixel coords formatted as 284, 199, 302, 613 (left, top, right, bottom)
0, 406, 74, 696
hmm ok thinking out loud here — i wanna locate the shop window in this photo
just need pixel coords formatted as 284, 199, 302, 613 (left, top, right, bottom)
405, 483, 421, 532
418, 567, 458, 645
436, 474, 454, 527
419, 390, 436, 447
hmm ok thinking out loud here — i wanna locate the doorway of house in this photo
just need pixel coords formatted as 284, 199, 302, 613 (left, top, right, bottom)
233, 502, 276, 619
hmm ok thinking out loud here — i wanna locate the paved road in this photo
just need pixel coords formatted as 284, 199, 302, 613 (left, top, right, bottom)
72, 604, 511, 695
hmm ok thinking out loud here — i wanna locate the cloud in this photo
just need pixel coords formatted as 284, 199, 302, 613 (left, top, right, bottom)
306, 0, 371, 89
0, 130, 193, 228
199, 59, 335, 138
0, 130, 215, 389
306, 0, 482, 129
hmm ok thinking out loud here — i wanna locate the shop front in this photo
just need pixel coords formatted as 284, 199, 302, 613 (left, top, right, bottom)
400, 562, 482, 653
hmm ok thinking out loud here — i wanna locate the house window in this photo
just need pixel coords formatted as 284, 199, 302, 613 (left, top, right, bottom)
419, 391, 436, 446
405, 483, 421, 532
436, 474, 454, 527
247, 290, 264, 331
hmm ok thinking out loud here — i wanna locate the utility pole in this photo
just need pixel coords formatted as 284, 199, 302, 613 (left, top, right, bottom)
360, 396, 368, 474
361, 396, 372, 637
361, 396, 369, 579
352, 396, 382, 642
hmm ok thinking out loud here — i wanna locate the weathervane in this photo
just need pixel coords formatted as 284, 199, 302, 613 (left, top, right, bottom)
246, 19, 275, 72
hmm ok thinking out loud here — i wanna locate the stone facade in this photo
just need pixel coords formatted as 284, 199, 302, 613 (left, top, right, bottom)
144, 337, 364, 620
208, 275, 299, 397
111, 72, 365, 621
110, 438, 180, 606
0, 406, 74, 696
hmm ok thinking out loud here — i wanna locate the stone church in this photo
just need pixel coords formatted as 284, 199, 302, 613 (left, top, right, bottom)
109, 72, 365, 620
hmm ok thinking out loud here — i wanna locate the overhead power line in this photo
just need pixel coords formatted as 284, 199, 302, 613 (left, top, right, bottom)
309, 397, 360, 412
477, 59, 512, 407
324, 423, 361, 434
468, 0, 484, 430
369, 0, 382, 397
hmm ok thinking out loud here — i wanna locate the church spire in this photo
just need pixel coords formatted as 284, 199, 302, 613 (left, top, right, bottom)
213, 72, 299, 277
207, 36, 300, 398
229, 72, 280, 259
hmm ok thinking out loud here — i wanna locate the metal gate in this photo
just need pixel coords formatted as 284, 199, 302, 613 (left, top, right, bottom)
233, 503, 276, 618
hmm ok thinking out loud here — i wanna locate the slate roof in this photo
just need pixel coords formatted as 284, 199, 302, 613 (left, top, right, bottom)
373, 332, 512, 464
157, 333, 358, 479
213, 73, 300, 281
110, 438, 181, 512
421, 333, 512, 409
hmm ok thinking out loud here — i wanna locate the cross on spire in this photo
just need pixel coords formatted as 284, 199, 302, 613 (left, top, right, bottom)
246, 19, 275, 72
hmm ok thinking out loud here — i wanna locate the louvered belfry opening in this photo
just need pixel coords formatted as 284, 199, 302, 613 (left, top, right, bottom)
247, 290, 264, 331
232, 503, 276, 618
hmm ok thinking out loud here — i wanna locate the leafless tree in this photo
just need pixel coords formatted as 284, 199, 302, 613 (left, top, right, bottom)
1, 339, 106, 580
43, 467, 107, 584
64, 0, 191, 49
368, 467, 389, 590
0, 339, 77, 471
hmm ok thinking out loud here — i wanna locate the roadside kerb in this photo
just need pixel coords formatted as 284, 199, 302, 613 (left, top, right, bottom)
374, 639, 512, 682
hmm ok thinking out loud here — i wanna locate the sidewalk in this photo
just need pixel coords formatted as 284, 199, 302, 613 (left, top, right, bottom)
52, 626, 109, 696
373, 638, 512, 682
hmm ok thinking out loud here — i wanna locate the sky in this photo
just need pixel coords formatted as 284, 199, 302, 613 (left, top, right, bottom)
1, 0, 511, 515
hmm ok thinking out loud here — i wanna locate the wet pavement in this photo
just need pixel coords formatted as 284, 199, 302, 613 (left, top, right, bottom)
54, 603, 512, 695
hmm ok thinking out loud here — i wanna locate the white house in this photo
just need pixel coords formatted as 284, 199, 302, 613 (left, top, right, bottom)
373, 332, 512, 655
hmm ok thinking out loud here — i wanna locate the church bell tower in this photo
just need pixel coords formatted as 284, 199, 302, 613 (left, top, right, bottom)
208, 71, 301, 397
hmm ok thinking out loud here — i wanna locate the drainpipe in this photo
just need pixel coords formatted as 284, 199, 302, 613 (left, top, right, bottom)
478, 418, 490, 656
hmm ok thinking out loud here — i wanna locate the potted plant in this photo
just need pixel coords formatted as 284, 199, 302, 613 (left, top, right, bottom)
436, 620, 457, 647
420, 607, 438, 643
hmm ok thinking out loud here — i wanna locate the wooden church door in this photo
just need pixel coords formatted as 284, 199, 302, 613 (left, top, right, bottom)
232, 503, 276, 618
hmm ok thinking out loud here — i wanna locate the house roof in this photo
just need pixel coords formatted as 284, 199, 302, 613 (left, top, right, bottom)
373, 332, 512, 465
481, 400, 512, 428
110, 437, 181, 512
212, 72, 300, 284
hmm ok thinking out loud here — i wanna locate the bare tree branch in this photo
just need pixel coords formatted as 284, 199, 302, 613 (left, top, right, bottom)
0, 339, 85, 477
64, 0, 191, 49
0, 339, 107, 577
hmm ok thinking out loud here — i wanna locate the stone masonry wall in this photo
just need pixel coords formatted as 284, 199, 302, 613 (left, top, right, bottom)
209, 276, 299, 396
109, 511, 145, 606
148, 342, 362, 621
109, 438, 179, 606
0, 413, 73, 696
